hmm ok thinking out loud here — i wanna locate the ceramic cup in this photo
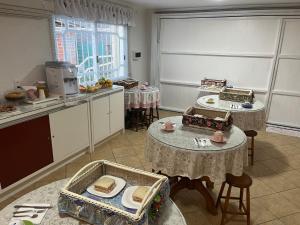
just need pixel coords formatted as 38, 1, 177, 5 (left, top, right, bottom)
213, 131, 224, 142
164, 121, 174, 130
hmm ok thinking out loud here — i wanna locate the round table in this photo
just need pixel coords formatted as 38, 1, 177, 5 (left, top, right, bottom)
124, 86, 160, 110
196, 95, 266, 131
145, 116, 248, 214
0, 179, 187, 225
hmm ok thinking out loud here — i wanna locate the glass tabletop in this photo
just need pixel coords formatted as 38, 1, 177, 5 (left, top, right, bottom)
148, 116, 246, 152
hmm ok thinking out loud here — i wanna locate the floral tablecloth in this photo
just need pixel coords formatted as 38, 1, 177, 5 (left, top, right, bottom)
145, 116, 248, 183
0, 179, 187, 225
125, 86, 160, 110
196, 95, 266, 131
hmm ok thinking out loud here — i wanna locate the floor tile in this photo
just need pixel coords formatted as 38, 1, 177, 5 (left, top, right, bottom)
254, 193, 299, 218
279, 212, 300, 225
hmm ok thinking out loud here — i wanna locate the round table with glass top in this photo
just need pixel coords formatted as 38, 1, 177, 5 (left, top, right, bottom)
0, 179, 187, 225
196, 94, 266, 131
145, 116, 248, 215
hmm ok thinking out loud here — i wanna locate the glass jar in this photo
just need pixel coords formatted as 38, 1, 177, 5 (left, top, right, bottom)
36, 81, 49, 98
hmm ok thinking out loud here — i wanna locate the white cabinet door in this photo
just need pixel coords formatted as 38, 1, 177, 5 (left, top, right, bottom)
49, 103, 89, 162
92, 95, 110, 144
110, 91, 124, 134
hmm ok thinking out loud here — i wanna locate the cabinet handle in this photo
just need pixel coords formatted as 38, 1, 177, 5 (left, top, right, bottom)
52, 135, 55, 138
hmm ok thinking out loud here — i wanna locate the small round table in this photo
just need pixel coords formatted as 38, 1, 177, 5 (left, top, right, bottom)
124, 86, 160, 110
196, 95, 266, 131
0, 179, 187, 225
145, 116, 248, 215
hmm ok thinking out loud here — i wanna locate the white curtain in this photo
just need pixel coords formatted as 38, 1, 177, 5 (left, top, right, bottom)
54, 0, 135, 26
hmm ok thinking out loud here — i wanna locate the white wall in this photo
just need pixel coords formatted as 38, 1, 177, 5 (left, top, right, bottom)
0, 16, 52, 97
128, 8, 151, 82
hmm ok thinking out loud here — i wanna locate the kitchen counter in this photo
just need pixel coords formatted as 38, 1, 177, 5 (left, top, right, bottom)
0, 86, 123, 128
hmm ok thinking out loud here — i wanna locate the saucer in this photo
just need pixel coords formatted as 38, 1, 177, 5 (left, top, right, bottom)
161, 124, 176, 132
210, 136, 227, 143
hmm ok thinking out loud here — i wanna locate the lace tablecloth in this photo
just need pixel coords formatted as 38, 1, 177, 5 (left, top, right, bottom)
145, 116, 248, 182
196, 95, 266, 131
0, 179, 187, 225
125, 86, 160, 110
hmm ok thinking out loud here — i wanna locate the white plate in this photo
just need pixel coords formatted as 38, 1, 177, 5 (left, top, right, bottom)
86, 175, 126, 198
121, 186, 150, 209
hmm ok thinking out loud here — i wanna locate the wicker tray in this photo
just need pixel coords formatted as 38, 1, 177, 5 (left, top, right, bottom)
182, 107, 232, 131
219, 87, 254, 103
114, 79, 139, 89
201, 78, 227, 87
58, 160, 169, 225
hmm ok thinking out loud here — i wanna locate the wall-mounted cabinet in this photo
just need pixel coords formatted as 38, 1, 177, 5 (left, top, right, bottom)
49, 102, 90, 162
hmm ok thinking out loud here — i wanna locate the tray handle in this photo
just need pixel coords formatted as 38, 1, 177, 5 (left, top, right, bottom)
135, 177, 167, 216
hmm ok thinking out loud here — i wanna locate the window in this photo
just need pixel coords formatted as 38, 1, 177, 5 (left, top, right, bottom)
53, 16, 128, 85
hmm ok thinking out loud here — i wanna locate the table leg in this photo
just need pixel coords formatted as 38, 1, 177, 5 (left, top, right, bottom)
170, 177, 190, 198
170, 176, 218, 215
193, 179, 218, 215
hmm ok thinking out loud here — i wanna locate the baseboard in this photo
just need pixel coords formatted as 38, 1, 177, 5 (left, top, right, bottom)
267, 123, 300, 137
159, 106, 185, 113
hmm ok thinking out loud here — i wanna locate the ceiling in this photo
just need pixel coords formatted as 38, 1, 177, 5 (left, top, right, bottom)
123, 0, 300, 9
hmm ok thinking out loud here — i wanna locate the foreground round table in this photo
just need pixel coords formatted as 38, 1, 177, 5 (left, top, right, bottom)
0, 179, 187, 225
196, 95, 266, 131
124, 86, 160, 110
145, 116, 248, 214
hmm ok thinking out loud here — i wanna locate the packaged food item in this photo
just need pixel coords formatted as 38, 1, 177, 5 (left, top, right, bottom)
132, 186, 150, 203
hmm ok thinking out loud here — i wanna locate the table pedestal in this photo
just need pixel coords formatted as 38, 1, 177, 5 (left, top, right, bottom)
170, 176, 218, 215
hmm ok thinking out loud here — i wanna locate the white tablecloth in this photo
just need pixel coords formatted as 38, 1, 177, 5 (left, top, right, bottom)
0, 179, 187, 225
196, 95, 266, 131
145, 116, 248, 183
125, 86, 160, 110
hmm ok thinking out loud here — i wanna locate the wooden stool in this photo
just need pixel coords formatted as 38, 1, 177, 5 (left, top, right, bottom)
150, 107, 160, 123
244, 130, 258, 165
131, 108, 148, 132
216, 173, 252, 225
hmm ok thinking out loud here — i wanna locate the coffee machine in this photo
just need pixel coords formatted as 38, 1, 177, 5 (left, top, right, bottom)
45, 61, 79, 96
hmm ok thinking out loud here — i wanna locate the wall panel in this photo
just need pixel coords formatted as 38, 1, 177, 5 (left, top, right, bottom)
160, 54, 272, 90
160, 18, 279, 54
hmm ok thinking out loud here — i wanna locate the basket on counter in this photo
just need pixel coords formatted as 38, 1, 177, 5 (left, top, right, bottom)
201, 78, 227, 87
58, 160, 169, 225
182, 107, 233, 131
114, 79, 139, 89
219, 87, 254, 103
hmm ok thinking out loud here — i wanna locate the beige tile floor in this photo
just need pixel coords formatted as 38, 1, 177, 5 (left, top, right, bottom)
1, 110, 300, 225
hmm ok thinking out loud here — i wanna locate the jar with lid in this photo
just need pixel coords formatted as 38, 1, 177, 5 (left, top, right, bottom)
36, 81, 49, 98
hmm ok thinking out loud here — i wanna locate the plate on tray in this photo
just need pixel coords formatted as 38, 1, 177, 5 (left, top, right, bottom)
86, 175, 126, 198
121, 186, 150, 209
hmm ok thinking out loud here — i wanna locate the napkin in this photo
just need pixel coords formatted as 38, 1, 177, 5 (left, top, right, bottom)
9, 204, 49, 225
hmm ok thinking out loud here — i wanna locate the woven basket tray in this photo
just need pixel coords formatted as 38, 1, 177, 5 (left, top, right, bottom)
201, 78, 227, 87
182, 106, 233, 131
58, 160, 169, 225
219, 87, 254, 103
114, 79, 139, 89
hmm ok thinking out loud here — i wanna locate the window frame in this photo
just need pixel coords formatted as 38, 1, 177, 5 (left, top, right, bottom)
51, 16, 128, 85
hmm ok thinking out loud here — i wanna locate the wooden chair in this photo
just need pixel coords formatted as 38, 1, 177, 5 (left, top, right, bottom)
216, 173, 252, 225
130, 108, 148, 132
244, 130, 258, 165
